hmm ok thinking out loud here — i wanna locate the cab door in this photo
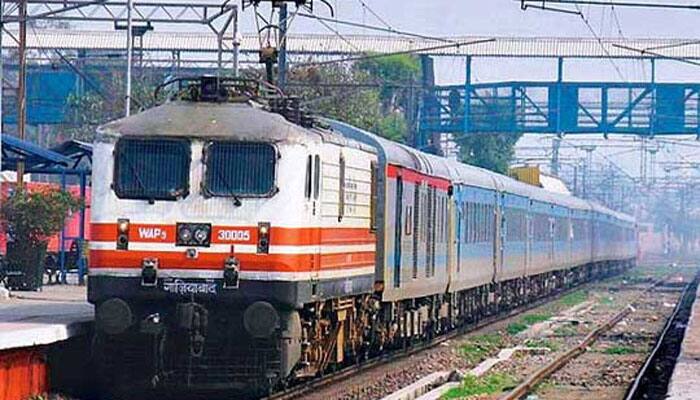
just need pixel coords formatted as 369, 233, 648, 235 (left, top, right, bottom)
308, 153, 323, 290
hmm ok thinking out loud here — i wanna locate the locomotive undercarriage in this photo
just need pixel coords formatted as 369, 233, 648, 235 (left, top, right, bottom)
93, 259, 635, 398
93, 301, 293, 397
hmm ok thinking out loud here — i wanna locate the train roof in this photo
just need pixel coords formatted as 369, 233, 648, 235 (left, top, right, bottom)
328, 119, 630, 220
96, 101, 375, 153
328, 119, 497, 190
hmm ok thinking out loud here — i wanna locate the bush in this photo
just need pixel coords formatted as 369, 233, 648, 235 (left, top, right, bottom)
1, 188, 81, 289
2, 188, 81, 244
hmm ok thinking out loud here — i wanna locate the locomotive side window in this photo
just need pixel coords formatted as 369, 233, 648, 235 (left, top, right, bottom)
113, 138, 190, 201
338, 154, 346, 221
305, 155, 312, 199
204, 142, 276, 197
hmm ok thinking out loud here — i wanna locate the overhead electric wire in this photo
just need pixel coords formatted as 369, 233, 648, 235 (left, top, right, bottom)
294, 11, 432, 106
609, 1, 626, 39
310, 11, 364, 54
292, 37, 495, 68
574, 4, 627, 81
354, 0, 392, 30
519, 0, 700, 11
296, 13, 456, 43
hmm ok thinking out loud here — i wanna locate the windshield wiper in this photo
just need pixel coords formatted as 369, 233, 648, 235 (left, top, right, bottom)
125, 158, 150, 198
213, 168, 242, 207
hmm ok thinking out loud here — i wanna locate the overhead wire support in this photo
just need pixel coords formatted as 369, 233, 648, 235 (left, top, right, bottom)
612, 43, 700, 68
1, 0, 237, 24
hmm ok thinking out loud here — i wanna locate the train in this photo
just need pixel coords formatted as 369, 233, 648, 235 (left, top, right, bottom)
88, 77, 637, 397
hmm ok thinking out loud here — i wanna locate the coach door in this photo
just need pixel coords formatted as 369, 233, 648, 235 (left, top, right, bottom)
549, 216, 555, 263
526, 211, 532, 277
499, 198, 506, 280
393, 176, 403, 288
311, 154, 323, 287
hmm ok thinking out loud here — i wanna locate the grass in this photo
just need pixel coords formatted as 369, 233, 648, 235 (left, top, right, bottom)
506, 312, 552, 336
558, 290, 588, 307
442, 373, 517, 399
506, 322, 528, 335
599, 296, 615, 306
521, 313, 551, 325
603, 345, 638, 355
553, 324, 579, 337
459, 333, 504, 364
525, 338, 558, 351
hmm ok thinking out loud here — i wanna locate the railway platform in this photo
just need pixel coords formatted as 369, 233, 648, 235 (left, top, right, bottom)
666, 283, 700, 400
0, 285, 92, 400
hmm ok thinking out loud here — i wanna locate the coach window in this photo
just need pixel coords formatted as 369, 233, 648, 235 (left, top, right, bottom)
204, 142, 277, 197
114, 137, 190, 201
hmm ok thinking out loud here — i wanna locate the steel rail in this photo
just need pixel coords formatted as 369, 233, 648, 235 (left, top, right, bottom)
263, 271, 631, 400
623, 272, 699, 400
501, 274, 685, 400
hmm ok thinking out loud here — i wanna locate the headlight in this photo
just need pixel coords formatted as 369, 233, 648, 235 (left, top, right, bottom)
118, 219, 129, 233
116, 218, 129, 250
257, 222, 270, 254
176, 222, 211, 247
178, 226, 193, 242
194, 228, 209, 244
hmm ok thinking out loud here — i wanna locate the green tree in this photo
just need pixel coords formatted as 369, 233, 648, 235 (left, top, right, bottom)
457, 133, 521, 174
355, 54, 420, 114
59, 71, 164, 141
287, 54, 420, 143
450, 96, 523, 174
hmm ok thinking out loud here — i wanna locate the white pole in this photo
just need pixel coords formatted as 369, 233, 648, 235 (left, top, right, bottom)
233, 7, 239, 77
125, 0, 133, 116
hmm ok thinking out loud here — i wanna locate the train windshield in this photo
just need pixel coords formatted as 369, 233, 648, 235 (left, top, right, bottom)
204, 142, 277, 197
113, 138, 190, 201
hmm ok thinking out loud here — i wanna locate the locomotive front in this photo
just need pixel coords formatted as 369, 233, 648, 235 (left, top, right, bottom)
88, 94, 323, 394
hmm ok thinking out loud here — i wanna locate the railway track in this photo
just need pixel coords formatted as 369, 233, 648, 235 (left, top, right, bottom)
624, 272, 699, 400
263, 271, 632, 400
498, 271, 697, 400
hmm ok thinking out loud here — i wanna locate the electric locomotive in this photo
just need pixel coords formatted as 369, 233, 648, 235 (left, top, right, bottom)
89, 77, 636, 396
